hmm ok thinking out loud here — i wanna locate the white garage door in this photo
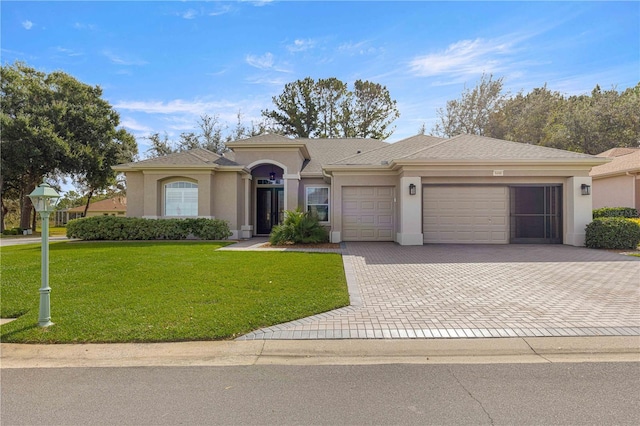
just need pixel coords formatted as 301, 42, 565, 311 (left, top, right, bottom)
342, 186, 394, 241
423, 186, 508, 244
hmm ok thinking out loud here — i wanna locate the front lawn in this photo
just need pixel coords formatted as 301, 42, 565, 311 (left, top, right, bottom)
0, 242, 348, 343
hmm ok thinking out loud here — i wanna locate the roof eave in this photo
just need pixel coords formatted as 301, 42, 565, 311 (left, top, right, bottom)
390, 158, 609, 169
591, 168, 640, 179
228, 142, 311, 160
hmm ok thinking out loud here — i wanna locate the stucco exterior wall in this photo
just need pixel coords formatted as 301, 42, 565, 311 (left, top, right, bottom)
124, 172, 144, 217
592, 174, 636, 209
233, 149, 305, 175
212, 171, 241, 236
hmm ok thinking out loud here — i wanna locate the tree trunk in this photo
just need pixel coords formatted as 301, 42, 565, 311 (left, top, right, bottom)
19, 180, 37, 230
0, 176, 5, 233
83, 190, 94, 217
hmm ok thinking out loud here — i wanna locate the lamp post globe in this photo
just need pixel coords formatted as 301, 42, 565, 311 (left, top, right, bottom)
28, 180, 61, 327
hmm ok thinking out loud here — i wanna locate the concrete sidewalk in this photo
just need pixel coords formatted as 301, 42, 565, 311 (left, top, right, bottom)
2, 336, 638, 368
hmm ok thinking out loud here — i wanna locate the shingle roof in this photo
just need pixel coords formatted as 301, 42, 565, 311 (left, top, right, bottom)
331, 135, 445, 165
301, 138, 388, 174
401, 134, 597, 161
68, 197, 127, 213
596, 147, 640, 158
115, 148, 239, 168
331, 134, 597, 166
226, 133, 293, 146
226, 134, 387, 175
590, 149, 640, 178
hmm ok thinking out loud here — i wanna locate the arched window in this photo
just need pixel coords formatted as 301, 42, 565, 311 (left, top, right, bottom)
165, 181, 198, 217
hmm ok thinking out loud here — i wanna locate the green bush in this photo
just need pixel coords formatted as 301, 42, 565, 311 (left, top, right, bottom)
269, 209, 329, 245
66, 216, 232, 241
585, 217, 640, 249
2, 227, 22, 236
592, 207, 639, 219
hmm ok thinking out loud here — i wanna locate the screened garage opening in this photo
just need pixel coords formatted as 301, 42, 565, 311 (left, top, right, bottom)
509, 185, 562, 244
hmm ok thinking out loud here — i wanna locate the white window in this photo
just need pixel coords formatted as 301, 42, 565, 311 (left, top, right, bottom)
306, 186, 329, 222
165, 181, 198, 217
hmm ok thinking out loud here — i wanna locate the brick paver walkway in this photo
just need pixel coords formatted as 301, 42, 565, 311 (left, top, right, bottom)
237, 243, 640, 340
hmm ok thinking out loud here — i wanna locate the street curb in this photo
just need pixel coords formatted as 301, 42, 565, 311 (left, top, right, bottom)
1, 336, 638, 368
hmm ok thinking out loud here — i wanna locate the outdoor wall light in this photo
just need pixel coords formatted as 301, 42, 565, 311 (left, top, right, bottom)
409, 183, 417, 196
28, 180, 61, 327
269, 171, 276, 181
581, 184, 591, 196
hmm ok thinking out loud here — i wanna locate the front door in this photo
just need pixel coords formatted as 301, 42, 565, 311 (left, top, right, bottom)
256, 187, 284, 235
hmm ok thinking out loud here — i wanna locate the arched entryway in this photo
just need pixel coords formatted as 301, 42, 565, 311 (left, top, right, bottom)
251, 163, 285, 235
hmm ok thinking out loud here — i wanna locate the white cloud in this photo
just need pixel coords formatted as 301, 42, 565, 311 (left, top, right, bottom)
179, 9, 198, 19
120, 118, 152, 132
409, 37, 516, 78
208, 4, 232, 16
114, 99, 240, 116
246, 52, 275, 70
55, 46, 83, 57
287, 39, 316, 53
103, 50, 147, 66
73, 22, 96, 30
22, 20, 33, 30
338, 40, 382, 56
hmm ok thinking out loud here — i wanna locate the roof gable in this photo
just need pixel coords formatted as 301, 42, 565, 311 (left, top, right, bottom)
114, 148, 238, 169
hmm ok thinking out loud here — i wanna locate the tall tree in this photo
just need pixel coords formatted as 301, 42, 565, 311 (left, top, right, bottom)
262, 77, 318, 138
487, 85, 565, 145
315, 77, 348, 138
0, 61, 137, 229
198, 114, 227, 154
145, 132, 175, 158
432, 73, 507, 137
350, 80, 399, 139
484, 82, 640, 154
262, 77, 400, 139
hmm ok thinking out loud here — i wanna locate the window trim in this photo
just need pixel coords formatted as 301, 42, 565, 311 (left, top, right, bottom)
163, 180, 199, 217
305, 185, 330, 223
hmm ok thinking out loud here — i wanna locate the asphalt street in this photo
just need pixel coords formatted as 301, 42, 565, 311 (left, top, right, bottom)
2, 362, 639, 425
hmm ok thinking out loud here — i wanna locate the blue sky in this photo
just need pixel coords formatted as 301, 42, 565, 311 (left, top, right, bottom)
2, 1, 639, 156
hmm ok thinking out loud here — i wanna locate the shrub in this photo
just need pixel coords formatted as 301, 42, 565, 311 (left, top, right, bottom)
66, 216, 232, 241
585, 217, 640, 249
2, 227, 22, 236
592, 207, 639, 219
269, 209, 329, 245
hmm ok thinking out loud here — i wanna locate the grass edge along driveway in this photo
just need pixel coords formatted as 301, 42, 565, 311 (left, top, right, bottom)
0, 241, 349, 343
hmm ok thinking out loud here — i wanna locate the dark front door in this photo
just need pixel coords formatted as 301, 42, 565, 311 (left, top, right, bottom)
510, 185, 562, 243
256, 187, 284, 235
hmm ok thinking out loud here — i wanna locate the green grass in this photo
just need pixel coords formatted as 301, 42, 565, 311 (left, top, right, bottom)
0, 241, 348, 343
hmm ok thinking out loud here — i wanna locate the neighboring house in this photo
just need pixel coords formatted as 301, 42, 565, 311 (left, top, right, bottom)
113, 134, 606, 246
590, 148, 640, 211
58, 197, 127, 225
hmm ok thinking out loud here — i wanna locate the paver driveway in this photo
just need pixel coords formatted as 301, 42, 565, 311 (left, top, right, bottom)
238, 243, 640, 340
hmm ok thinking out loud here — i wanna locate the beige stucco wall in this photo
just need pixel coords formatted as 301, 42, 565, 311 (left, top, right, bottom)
123, 170, 242, 236
233, 149, 305, 175
124, 172, 144, 217
592, 174, 636, 209
211, 171, 243, 235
